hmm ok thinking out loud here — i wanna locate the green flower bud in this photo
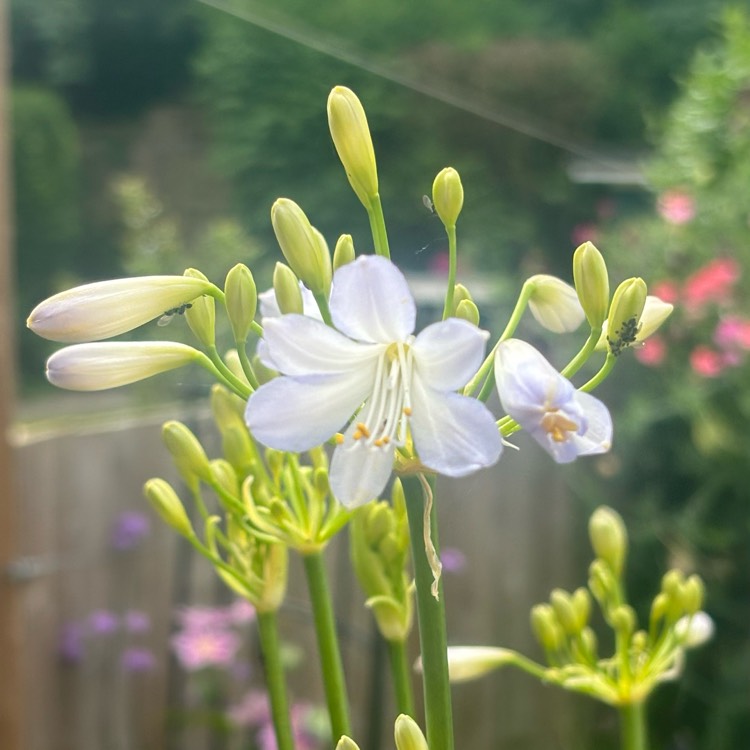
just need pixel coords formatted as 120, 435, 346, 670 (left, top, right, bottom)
432, 167, 464, 227
550, 589, 580, 635
144, 478, 193, 537
455, 299, 480, 326
210, 458, 239, 498
336, 738, 361, 750
222, 423, 257, 476
527, 275, 585, 333
580, 626, 598, 660
444, 646, 516, 683
257, 541, 289, 613
611, 605, 636, 635
530, 603, 564, 652
210, 383, 246, 430
573, 241, 610, 328
452, 283, 473, 311
271, 199, 332, 295
162, 420, 213, 486
394, 714, 429, 750
183, 268, 216, 347
661, 569, 685, 598
224, 264, 257, 343
572, 587, 592, 629
631, 630, 648, 653
606, 277, 647, 356
273, 262, 303, 315
682, 575, 705, 615
589, 506, 628, 577
333, 234, 355, 270
327, 86, 379, 206
223, 348, 251, 387
650, 592, 669, 625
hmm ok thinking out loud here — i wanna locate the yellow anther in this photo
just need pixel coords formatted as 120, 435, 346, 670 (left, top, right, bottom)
403, 406, 413, 416
541, 412, 578, 443
334, 433, 345, 445
353, 430, 362, 440
381, 436, 390, 444
357, 421, 371, 438
374, 437, 384, 447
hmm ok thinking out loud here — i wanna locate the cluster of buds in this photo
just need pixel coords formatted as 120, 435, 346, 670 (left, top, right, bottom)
338, 714, 428, 750
444, 506, 711, 709
349, 480, 414, 643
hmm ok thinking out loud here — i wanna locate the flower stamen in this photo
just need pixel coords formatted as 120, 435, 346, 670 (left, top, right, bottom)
540, 411, 579, 443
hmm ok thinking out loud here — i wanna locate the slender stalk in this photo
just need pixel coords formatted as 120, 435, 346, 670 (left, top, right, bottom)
302, 551, 352, 739
206, 345, 253, 398
387, 638, 416, 717
367, 194, 391, 259
257, 611, 296, 750
402, 475, 454, 750
313, 291, 334, 327
441, 225, 457, 321
560, 325, 603, 379
195, 352, 251, 399
619, 702, 648, 750
237, 345, 260, 390
579, 352, 617, 392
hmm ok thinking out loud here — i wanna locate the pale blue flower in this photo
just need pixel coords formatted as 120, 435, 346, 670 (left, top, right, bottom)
494, 339, 612, 463
246, 255, 502, 507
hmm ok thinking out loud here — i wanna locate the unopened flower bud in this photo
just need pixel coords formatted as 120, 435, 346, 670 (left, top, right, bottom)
611, 605, 636, 634
394, 714, 428, 750
452, 283, 473, 311
162, 420, 213, 486
636, 295, 673, 343
662, 569, 685, 598
271, 199, 332, 295
650, 592, 669, 625
432, 167, 464, 227
606, 277, 647, 356
45, 342, 201, 391
183, 268, 216, 347
257, 541, 288, 613
27, 275, 215, 343
572, 587, 592, 629
682, 575, 705, 615
211, 384, 246, 429
527, 275, 585, 333
675, 611, 714, 648
550, 589, 580, 635
333, 234, 356, 270
455, 299, 480, 325
210, 459, 239, 497
225, 264, 257, 343
144, 478, 193, 537
443, 646, 515, 683
589, 506, 627, 577
573, 241, 610, 328
531, 604, 564, 652
273, 263, 303, 314
336, 738, 361, 750
327, 86, 379, 206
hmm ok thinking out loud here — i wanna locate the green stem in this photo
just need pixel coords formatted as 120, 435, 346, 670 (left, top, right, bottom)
195, 352, 251, 399
441, 225, 457, 320
207, 346, 254, 398
402, 475, 454, 750
367, 194, 391, 259
387, 638, 416, 717
560, 325, 603, 379
257, 611, 296, 750
237, 344, 260, 390
302, 551, 352, 739
579, 352, 617, 392
313, 291, 334, 327
619, 702, 648, 750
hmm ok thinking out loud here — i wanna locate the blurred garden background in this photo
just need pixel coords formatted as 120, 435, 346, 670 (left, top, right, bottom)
3, 0, 750, 748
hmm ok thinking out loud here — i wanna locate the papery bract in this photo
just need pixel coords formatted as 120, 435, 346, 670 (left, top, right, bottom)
494, 339, 612, 463
246, 255, 502, 507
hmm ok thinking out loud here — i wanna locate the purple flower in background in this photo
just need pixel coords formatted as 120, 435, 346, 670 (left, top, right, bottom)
59, 622, 86, 663
111, 510, 151, 550
441, 547, 467, 574
124, 610, 151, 633
176, 605, 232, 631
121, 647, 157, 673
171, 626, 241, 671
227, 599, 256, 625
227, 690, 271, 728
88, 609, 119, 635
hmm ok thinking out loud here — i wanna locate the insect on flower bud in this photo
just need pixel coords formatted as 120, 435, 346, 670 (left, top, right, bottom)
224, 264, 257, 343
333, 234, 356, 270
327, 86, 379, 207
432, 167, 464, 228
606, 277, 647, 356
271, 199, 332, 295
143, 478, 194, 538
573, 241, 610, 328
272, 262, 303, 315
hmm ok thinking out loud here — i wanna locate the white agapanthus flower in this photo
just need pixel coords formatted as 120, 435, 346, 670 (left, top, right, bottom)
246, 255, 503, 507
495, 338, 612, 463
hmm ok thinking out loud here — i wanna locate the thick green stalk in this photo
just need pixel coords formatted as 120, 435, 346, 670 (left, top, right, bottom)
367, 194, 391, 259
402, 475, 454, 750
387, 638, 416, 717
257, 611, 296, 750
302, 551, 352, 739
619, 702, 648, 750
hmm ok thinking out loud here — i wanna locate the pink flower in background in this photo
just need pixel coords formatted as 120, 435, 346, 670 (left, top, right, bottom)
124, 610, 151, 634
88, 609, 119, 635
441, 547, 467, 574
714, 315, 750, 351
635, 336, 667, 367
176, 605, 232, 631
657, 190, 695, 225
650, 280, 679, 305
571, 223, 599, 246
690, 346, 725, 378
121, 647, 157, 673
227, 599, 256, 625
227, 690, 271, 728
683, 258, 740, 312
171, 626, 241, 671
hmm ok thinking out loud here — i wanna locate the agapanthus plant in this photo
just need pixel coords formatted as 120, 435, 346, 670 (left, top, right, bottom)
27, 86, 678, 750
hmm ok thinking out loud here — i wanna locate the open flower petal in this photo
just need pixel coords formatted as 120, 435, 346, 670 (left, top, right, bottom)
260, 315, 382, 375
329, 419, 396, 507
246, 371, 373, 453
330, 256, 415, 343
410, 376, 502, 476
412, 319, 489, 391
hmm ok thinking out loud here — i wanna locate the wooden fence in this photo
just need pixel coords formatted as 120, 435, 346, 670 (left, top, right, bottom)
9, 402, 595, 750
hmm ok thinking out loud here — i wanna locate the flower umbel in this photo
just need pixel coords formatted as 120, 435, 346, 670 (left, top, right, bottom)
246, 256, 502, 507
495, 339, 612, 462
